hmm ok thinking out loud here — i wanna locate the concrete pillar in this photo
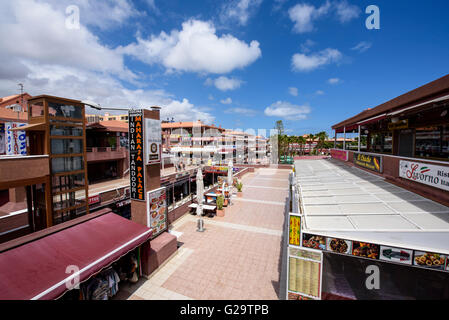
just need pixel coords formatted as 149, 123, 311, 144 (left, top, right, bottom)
358, 125, 361, 152
343, 127, 346, 150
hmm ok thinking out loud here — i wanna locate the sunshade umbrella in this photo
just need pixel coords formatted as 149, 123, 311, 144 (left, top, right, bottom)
196, 166, 204, 216
227, 160, 233, 205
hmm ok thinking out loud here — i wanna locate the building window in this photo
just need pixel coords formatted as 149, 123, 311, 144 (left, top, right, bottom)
51, 139, 83, 155
50, 125, 83, 136
48, 102, 83, 119
29, 101, 44, 117
52, 173, 85, 193
370, 132, 393, 153
51, 156, 84, 173
415, 125, 449, 159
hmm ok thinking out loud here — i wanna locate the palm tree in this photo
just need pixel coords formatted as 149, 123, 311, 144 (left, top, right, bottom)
298, 136, 306, 155
315, 131, 329, 153
307, 134, 315, 155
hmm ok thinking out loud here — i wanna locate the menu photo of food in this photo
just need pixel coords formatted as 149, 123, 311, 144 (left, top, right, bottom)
379, 246, 413, 265
326, 238, 352, 255
302, 234, 326, 250
148, 188, 167, 238
413, 251, 446, 270
352, 242, 380, 260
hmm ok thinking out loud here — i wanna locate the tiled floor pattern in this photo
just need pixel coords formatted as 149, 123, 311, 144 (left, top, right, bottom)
125, 168, 290, 300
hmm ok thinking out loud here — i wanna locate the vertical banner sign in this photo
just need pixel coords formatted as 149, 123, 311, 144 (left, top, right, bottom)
147, 187, 167, 238
6, 122, 27, 155
289, 214, 301, 246
145, 118, 162, 165
0, 124, 5, 154
129, 110, 145, 201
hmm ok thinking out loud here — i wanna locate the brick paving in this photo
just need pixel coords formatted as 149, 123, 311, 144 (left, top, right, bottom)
121, 167, 291, 300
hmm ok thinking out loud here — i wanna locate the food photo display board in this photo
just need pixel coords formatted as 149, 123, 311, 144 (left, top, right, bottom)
146, 187, 168, 239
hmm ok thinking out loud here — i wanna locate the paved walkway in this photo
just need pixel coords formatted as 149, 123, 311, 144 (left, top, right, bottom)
116, 167, 291, 300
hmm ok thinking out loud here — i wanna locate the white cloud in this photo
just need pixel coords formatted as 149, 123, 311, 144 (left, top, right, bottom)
316, 90, 325, 95
208, 94, 215, 100
288, 1, 331, 33
120, 19, 262, 74
288, 1, 360, 33
0, 1, 214, 124
300, 39, 316, 53
351, 41, 372, 53
205, 76, 244, 91
328, 78, 341, 84
220, 97, 233, 105
220, 0, 263, 26
224, 107, 257, 116
34, 0, 141, 30
335, 0, 361, 23
264, 101, 311, 120
289, 87, 299, 96
0, 0, 134, 80
292, 48, 342, 72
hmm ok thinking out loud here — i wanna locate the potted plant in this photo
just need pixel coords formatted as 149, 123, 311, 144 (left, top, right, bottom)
236, 180, 243, 197
216, 195, 225, 217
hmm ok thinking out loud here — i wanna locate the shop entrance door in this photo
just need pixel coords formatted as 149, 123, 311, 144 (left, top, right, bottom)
398, 129, 414, 158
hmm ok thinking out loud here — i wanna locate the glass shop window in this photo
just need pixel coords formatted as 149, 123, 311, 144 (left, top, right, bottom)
53, 189, 86, 211
50, 125, 83, 136
51, 156, 84, 173
442, 125, 449, 158
52, 173, 85, 193
48, 102, 82, 119
415, 126, 441, 158
370, 132, 393, 153
51, 139, 83, 155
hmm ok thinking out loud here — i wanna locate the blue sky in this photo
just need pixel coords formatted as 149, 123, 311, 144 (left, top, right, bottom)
1, 0, 449, 136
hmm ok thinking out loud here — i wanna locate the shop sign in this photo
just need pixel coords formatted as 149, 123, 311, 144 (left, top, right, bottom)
331, 148, 348, 161
129, 110, 145, 201
0, 123, 5, 154
379, 245, 413, 265
116, 199, 131, 207
5, 122, 27, 156
353, 152, 382, 173
388, 119, 409, 131
88, 194, 100, 205
413, 251, 447, 270
145, 118, 161, 165
399, 160, 449, 192
302, 234, 326, 250
147, 187, 167, 238
289, 214, 301, 247
326, 238, 353, 255
287, 246, 322, 300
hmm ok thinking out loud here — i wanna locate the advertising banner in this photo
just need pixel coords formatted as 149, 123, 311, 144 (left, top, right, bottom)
145, 118, 162, 165
147, 187, 167, 238
0, 124, 5, 154
287, 247, 322, 300
331, 149, 348, 161
399, 160, 449, 192
289, 214, 301, 247
353, 152, 382, 173
5, 122, 27, 156
129, 110, 145, 201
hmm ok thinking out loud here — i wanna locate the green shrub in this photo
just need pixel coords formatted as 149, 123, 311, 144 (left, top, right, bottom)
217, 195, 224, 210
236, 181, 243, 192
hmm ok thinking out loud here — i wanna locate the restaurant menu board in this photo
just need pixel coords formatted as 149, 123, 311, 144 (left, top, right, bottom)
288, 247, 322, 300
288, 292, 313, 300
147, 187, 167, 239
399, 160, 449, 192
352, 242, 380, 260
289, 214, 301, 247
326, 238, 352, 255
129, 110, 145, 201
302, 233, 326, 250
145, 118, 162, 165
353, 152, 382, 173
379, 246, 413, 265
413, 251, 446, 270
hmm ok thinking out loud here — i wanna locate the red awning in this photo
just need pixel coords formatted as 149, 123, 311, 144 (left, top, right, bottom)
0, 213, 151, 300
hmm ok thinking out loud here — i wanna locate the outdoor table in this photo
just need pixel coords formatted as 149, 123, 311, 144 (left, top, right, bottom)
188, 203, 217, 216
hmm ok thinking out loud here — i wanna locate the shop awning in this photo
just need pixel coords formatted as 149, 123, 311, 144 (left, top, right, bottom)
0, 213, 152, 300
9, 122, 46, 131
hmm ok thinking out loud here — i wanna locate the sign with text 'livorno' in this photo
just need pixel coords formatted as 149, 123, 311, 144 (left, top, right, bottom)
353, 152, 382, 173
129, 110, 145, 201
399, 160, 449, 192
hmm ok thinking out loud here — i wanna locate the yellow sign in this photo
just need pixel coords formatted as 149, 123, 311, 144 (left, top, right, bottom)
388, 119, 408, 130
289, 215, 301, 246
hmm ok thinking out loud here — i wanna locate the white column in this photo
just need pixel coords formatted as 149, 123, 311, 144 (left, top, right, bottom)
334, 130, 337, 149
358, 125, 361, 152
343, 126, 346, 150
